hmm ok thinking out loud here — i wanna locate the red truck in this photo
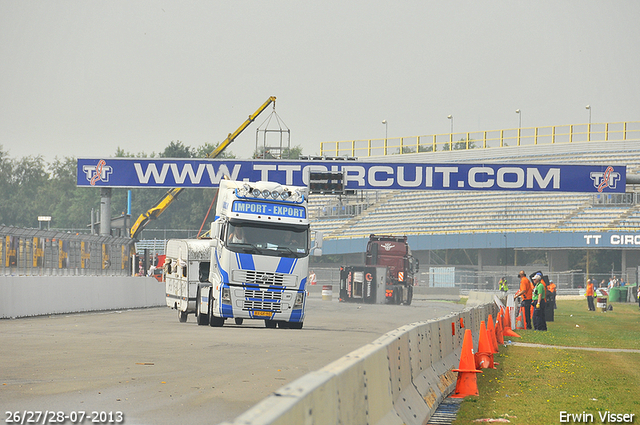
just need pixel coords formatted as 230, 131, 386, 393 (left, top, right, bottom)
339, 234, 419, 305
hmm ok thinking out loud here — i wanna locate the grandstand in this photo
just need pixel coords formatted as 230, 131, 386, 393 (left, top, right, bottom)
310, 123, 640, 288
310, 137, 640, 238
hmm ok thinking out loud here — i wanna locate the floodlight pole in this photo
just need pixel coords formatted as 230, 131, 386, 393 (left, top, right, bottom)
586, 105, 591, 141
515, 109, 521, 146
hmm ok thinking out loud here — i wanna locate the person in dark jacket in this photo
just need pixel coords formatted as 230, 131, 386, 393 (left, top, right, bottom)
532, 274, 547, 331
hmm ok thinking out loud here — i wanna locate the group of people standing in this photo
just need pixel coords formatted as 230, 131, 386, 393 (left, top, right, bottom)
513, 270, 556, 331
586, 277, 640, 311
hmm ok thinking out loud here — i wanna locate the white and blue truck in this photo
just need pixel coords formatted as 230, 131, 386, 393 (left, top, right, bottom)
195, 179, 321, 329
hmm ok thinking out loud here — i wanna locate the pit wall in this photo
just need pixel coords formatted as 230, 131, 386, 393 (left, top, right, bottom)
220, 291, 500, 425
0, 276, 165, 319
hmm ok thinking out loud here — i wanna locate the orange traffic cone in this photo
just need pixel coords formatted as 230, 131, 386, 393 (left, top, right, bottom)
516, 307, 525, 330
495, 312, 504, 345
475, 321, 496, 369
487, 314, 499, 354
501, 307, 522, 341
451, 328, 483, 398
501, 307, 510, 329
503, 305, 521, 338
503, 323, 521, 338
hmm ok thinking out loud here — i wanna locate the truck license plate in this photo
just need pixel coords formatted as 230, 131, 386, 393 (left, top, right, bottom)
253, 310, 271, 317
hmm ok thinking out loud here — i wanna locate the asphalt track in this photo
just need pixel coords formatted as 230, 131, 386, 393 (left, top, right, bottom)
0, 295, 464, 425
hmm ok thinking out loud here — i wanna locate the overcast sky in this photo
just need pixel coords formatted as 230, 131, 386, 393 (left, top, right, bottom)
1, 1, 639, 162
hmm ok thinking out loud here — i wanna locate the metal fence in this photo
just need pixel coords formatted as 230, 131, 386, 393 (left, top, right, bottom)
0, 226, 132, 276
592, 192, 637, 206
320, 121, 640, 157
309, 265, 638, 293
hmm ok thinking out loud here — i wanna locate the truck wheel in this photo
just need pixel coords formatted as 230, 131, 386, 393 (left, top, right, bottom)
405, 286, 413, 306
208, 294, 224, 327
234, 318, 243, 325
289, 322, 303, 329
196, 289, 209, 325
178, 310, 188, 323
264, 320, 277, 329
209, 316, 224, 327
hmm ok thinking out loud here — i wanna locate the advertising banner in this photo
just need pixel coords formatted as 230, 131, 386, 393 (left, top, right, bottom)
77, 158, 626, 193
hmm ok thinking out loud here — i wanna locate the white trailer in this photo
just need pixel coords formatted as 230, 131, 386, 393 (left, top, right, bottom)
196, 179, 321, 329
165, 239, 211, 323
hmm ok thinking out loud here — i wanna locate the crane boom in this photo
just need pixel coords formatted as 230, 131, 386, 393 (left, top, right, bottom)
129, 96, 277, 240
206, 96, 276, 158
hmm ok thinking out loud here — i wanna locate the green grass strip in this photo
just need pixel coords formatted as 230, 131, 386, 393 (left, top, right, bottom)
453, 300, 640, 424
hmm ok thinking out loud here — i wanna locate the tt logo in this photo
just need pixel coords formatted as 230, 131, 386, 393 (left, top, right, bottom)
83, 160, 113, 185
590, 166, 620, 192
381, 243, 395, 251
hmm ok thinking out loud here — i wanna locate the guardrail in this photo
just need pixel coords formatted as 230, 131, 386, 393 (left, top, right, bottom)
320, 121, 640, 158
219, 292, 500, 425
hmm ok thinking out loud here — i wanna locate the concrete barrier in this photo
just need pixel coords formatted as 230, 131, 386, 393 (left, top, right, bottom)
466, 290, 502, 306
0, 276, 165, 319
219, 301, 499, 425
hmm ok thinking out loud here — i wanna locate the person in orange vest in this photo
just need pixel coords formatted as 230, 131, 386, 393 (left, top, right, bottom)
547, 279, 557, 308
585, 279, 595, 311
514, 270, 533, 329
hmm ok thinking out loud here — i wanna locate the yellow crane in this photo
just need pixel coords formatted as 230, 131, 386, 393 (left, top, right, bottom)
129, 96, 277, 240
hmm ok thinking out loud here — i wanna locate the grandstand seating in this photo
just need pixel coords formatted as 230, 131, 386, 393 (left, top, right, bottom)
309, 139, 640, 239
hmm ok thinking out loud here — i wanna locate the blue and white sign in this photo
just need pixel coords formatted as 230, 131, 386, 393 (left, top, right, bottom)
232, 201, 306, 219
77, 158, 626, 193
583, 233, 640, 247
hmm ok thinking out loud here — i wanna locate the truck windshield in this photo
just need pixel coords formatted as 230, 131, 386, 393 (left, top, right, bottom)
226, 221, 308, 258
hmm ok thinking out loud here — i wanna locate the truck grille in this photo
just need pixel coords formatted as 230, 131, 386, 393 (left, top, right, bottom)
243, 300, 282, 313
244, 289, 283, 301
242, 289, 283, 313
233, 270, 297, 287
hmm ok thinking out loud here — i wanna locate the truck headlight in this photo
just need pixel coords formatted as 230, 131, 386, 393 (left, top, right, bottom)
293, 292, 304, 308
222, 287, 231, 305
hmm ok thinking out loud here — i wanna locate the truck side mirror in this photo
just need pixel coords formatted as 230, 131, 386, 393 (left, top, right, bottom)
209, 219, 223, 248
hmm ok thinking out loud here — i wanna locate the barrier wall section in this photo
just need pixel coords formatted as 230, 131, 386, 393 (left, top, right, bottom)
0, 276, 165, 318
220, 292, 500, 425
